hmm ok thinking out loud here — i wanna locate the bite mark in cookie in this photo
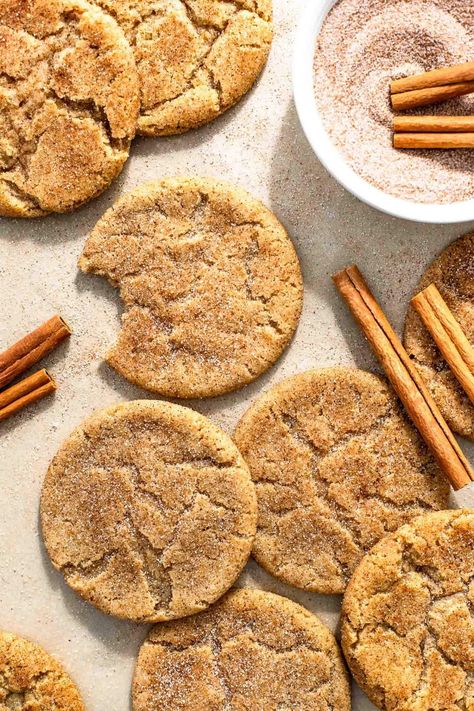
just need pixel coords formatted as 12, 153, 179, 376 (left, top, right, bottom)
79, 177, 303, 398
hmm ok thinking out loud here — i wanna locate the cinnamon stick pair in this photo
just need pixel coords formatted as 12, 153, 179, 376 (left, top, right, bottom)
0, 370, 56, 423
333, 266, 473, 491
391, 62, 474, 149
0, 316, 71, 423
412, 285, 474, 406
391, 61, 474, 110
393, 116, 474, 149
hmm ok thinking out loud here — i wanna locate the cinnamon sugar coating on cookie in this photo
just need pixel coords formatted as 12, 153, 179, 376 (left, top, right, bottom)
341, 510, 474, 711
234, 367, 450, 594
404, 233, 474, 441
0, 0, 139, 217
92, 0, 273, 136
79, 178, 303, 398
132, 589, 351, 710
40, 401, 257, 622
0, 631, 84, 710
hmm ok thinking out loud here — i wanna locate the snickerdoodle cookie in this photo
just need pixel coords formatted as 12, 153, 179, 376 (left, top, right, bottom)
0, 631, 84, 710
79, 177, 303, 398
341, 510, 474, 711
0, 0, 139, 217
40, 400, 257, 622
92, 0, 273, 136
404, 233, 474, 441
234, 367, 450, 595
132, 588, 351, 710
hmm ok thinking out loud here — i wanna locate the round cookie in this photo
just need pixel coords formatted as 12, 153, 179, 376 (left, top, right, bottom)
40, 400, 257, 622
0, 631, 84, 710
404, 233, 474, 441
0, 0, 139, 217
132, 588, 351, 710
79, 177, 303, 399
92, 0, 273, 136
234, 367, 451, 595
341, 510, 474, 711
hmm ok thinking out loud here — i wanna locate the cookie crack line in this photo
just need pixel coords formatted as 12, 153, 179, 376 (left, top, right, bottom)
344, 513, 474, 710
130, 0, 270, 118
0, 0, 139, 216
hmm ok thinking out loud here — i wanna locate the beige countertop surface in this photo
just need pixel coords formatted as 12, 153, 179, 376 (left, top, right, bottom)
0, 0, 473, 709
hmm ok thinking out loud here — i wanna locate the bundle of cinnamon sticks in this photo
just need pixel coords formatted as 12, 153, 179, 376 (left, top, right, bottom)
391, 61, 474, 150
0, 316, 71, 423
333, 266, 474, 491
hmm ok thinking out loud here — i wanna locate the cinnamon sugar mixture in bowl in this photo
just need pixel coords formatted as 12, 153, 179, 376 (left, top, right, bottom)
313, 0, 474, 204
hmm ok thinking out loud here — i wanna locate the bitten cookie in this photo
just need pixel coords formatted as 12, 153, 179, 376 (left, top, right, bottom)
0, 0, 139, 217
41, 400, 257, 623
93, 0, 273, 136
404, 232, 474, 441
79, 177, 303, 398
132, 588, 351, 710
0, 631, 84, 710
234, 367, 450, 594
341, 510, 474, 711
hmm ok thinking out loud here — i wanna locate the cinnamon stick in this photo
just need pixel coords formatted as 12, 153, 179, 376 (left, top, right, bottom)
391, 61, 474, 94
394, 133, 474, 149
0, 370, 56, 423
411, 284, 474, 406
394, 115, 474, 133
332, 265, 473, 491
391, 82, 474, 112
0, 316, 71, 389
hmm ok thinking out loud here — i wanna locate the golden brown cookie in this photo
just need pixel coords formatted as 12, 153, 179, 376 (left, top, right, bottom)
92, 0, 273, 136
79, 177, 303, 398
0, 631, 84, 710
132, 588, 351, 710
40, 400, 257, 622
341, 510, 474, 711
0, 0, 139, 217
404, 233, 474, 441
234, 367, 451, 595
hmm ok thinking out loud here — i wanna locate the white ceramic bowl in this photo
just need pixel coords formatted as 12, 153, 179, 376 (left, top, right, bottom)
293, 0, 474, 224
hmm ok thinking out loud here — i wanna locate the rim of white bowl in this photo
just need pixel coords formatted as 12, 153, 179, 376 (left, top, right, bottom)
292, 0, 474, 224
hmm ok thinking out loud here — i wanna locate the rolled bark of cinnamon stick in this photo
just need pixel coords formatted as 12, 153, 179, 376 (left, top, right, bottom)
332, 265, 474, 491
394, 133, 474, 149
411, 284, 474, 406
391, 61, 474, 94
0, 370, 56, 423
394, 115, 474, 133
391, 82, 474, 111
0, 316, 71, 390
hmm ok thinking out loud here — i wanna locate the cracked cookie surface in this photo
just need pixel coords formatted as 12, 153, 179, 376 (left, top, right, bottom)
0, 0, 140, 217
79, 177, 303, 398
40, 400, 257, 622
0, 631, 84, 710
234, 367, 450, 595
92, 0, 273, 136
341, 510, 474, 711
404, 233, 474, 441
132, 588, 351, 710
